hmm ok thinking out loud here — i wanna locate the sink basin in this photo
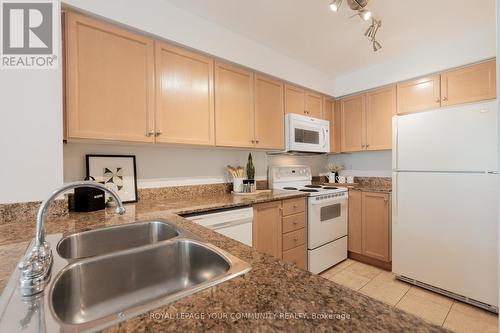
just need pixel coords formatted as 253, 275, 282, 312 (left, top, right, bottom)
57, 220, 181, 259
50, 239, 250, 327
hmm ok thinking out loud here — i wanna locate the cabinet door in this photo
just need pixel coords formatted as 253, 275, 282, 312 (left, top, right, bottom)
441, 60, 496, 107
397, 75, 441, 115
305, 91, 322, 118
348, 189, 362, 254
361, 192, 390, 262
215, 62, 254, 148
254, 75, 284, 149
253, 201, 282, 258
323, 98, 334, 152
365, 86, 395, 151
155, 42, 214, 145
285, 84, 305, 115
333, 100, 342, 154
341, 94, 365, 152
65, 12, 155, 142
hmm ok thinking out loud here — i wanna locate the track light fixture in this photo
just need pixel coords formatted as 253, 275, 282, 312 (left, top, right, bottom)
328, 0, 382, 52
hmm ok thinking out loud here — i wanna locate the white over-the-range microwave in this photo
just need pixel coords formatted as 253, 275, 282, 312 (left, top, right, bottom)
285, 113, 330, 153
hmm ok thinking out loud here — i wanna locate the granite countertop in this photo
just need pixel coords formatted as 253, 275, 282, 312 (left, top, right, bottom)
0, 190, 447, 332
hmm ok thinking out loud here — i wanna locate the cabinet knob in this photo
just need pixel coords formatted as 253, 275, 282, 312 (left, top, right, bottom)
251, 139, 255, 144
435, 97, 440, 103
442, 97, 448, 102
155, 131, 162, 137
145, 130, 155, 137
293, 237, 298, 242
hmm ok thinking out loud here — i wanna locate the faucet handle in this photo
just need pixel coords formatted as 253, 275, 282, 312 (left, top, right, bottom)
115, 206, 126, 215
18, 243, 53, 295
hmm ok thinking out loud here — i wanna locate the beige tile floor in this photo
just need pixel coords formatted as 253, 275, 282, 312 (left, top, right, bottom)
320, 259, 498, 333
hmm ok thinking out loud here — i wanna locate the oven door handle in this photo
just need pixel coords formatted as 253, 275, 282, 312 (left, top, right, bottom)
309, 197, 347, 206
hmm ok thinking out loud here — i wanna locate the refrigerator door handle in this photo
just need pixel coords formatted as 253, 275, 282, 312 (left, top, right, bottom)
392, 116, 398, 171
487, 171, 499, 174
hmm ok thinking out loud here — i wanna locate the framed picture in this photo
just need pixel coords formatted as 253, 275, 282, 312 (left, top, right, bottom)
85, 154, 138, 203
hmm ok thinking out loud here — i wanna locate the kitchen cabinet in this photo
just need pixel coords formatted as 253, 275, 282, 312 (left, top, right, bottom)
254, 75, 285, 149
347, 189, 362, 254
214, 62, 254, 148
155, 42, 214, 145
396, 60, 496, 114
285, 84, 323, 118
348, 189, 391, 268
361, 192, 391, 262
397, 75, 441, 115
340, 94, 365, 152
323, 97, 341, 154
65, 12, 155, 142
253, 201, 282, 258
253, 197, 307, 269
441, 60, 496, 107
333, 100, 342, 153
340, 87, 395, 152
365, 86, 396, 150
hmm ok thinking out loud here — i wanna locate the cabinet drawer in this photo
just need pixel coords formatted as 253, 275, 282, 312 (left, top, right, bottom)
282, 212, 306, 233
282, 244, 307, 270
282, 198, 306, 216
282, 228, 306, 251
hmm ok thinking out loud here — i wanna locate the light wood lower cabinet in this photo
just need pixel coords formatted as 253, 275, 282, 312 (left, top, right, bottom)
348, 189, 391, 265
253, 198, 307, 269
65, 12, 155, 142
253, 201, 282, 258
155, 42, 214, 145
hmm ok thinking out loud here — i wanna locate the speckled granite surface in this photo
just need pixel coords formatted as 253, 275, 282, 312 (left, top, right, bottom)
324, 177, 392, 193
0, 189, 448, 332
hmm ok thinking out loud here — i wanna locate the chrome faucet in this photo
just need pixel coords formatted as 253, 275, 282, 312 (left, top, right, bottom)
18, 181, 126, 296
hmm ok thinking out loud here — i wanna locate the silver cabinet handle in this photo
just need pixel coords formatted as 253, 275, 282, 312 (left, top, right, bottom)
145, 130, 155, 137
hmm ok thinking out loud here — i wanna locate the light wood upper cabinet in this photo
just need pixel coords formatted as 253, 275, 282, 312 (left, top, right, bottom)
254, 75, 284, 149
333, 100, 342, 154
155, 42, 214, 145
253, 201, 283, 258
285, 84, 305, 116
348, 189, 362, 254
305, 92, 323, 118
341, 94, 365, 152
285, 84, 323, 118
324, 98, 341, 154
365, 86, 396, 151
441, 60, 496, 107
361, 192, 390, 262
214, 62, 254, 148
65, 12, 155, 142
397, 75, 441, 115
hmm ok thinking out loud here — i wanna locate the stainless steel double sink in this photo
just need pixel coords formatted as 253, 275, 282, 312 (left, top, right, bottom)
0, 220, 251, 332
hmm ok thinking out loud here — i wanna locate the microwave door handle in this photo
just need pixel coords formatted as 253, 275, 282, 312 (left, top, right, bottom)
322, 128, 327, 148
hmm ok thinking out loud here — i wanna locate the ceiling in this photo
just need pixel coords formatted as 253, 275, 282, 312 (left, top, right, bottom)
164, 0, 495, 77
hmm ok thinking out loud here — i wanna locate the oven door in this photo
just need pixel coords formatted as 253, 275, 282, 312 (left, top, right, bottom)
307, 195, 348, 249
286, 115, 330, 152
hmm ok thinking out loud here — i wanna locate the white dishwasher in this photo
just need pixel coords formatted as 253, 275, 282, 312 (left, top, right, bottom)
184, 207, 253, 246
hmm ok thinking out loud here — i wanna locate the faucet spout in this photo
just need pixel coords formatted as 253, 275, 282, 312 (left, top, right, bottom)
19, 181, 126, 296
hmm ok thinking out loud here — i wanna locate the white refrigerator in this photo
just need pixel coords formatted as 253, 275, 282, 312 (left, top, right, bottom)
392, 100, 498, 312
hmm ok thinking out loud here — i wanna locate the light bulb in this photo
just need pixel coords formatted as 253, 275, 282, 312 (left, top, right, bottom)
358, 9, 372, 21
329, 0, 343, 12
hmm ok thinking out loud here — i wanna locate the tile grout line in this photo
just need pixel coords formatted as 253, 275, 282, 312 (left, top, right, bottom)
393, 286, 412, 308
441, 300, 454, 327
357, 270, 382, 291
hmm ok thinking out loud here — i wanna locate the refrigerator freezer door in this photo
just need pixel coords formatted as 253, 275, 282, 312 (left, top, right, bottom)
394, 101, 497, 172
392, 172, 498, 306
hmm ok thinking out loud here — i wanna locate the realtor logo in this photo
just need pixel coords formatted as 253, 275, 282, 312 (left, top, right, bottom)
1, 0, 59, 69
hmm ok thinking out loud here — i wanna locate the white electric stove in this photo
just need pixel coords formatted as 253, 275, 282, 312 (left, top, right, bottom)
269, 165, 348, 274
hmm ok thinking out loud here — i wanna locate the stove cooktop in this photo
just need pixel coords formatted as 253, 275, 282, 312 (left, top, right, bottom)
281, 184, 346, 196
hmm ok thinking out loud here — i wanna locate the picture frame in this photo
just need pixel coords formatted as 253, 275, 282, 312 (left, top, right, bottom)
85, 154, 138, 203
